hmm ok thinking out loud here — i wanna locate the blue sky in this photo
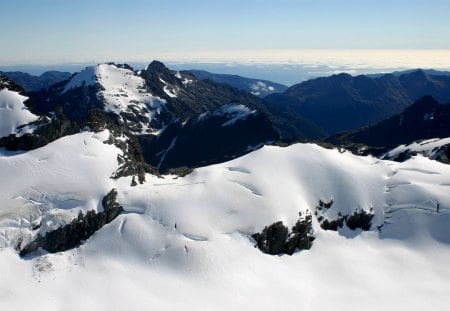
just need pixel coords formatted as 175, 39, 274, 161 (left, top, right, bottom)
1, 0, 449, 64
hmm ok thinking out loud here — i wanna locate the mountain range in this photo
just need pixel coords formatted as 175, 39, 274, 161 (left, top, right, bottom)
325, 95, 450, 163
1, 61, 450, 310
0, 70, 71, 92
2, 62, 320, 173
265, 69, 450, 135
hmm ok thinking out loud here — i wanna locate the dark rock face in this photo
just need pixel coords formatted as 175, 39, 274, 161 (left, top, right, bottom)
30, 81, 104, 122
141, 63, 321, 141
140, 104, 280, 172
287, 213, 315, 253
252, 211, 315, 255
1, 75, 28, 94
315, 200, 374, 232
252, 221, 289, 255
0, 107, 80, 150
139, 64, 290, 172
19, 189, 123, 256
328, 96, 450, 149
345, 209, 374, 231
265, 70, 450, 135
86, 110, 160, 183
391, 150, 417, 162
435, 144, 450, 164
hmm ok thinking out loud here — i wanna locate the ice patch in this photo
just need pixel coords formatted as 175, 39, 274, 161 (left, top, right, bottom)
159, 78, 178, 98
213, 103, 256, 126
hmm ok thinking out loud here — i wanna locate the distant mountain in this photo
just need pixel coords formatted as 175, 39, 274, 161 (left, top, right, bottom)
265, 70, 450, 135
0, 70, 71, 92
327, 95, 450, 149
367, 69, 450, 78
189, 69, 288, 97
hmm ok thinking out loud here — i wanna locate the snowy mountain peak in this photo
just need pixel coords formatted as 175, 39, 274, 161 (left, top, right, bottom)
61, 64, 167, 134
96, 64, 167, 134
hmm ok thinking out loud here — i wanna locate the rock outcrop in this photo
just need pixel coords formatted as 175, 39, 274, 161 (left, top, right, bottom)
19, 189, 123, 256
252, 211, 315, 255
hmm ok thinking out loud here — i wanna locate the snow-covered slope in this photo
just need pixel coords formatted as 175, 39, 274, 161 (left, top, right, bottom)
1, 139, 450, 310
0, 130, 120, 249
0, 88, 38, 138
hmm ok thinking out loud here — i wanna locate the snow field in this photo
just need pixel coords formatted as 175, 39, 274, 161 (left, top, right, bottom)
1, 131, 450, 310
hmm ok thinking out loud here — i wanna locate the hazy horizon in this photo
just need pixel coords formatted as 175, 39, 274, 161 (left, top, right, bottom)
2, 49, 450, 85
2, 0, 450, 84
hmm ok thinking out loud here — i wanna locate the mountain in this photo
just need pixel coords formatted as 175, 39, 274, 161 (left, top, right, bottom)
2, 63, 450, 310
189, 69, 288, 97
2, 61, 322, 173
265, 69, 450, 135
0, 70, 71, 92
328, 95, 450, 149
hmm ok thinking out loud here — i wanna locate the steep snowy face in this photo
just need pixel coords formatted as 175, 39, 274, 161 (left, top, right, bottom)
62, 66, 98, 92
0, 87, 38, 138
62, 64, 166, 134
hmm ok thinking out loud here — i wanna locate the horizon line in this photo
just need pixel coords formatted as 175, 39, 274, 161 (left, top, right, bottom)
2, 49, 450, 67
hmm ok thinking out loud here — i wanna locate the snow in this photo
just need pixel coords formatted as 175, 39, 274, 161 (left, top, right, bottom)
97, 65, 165, 117
0, 130, 120, 248
62, 66, 97, 92
62, 64, 167, 134
175, 71, 194, 87
213, 103, 256, 126
1, 141, 450, 310
384, 137, 450, 160
159, 78, 178, 98
157, 137, 177, 169
96, 65, 167, 134
0, 88, 38, 138
250, 81, 275, 96
424, 112, 434, 120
